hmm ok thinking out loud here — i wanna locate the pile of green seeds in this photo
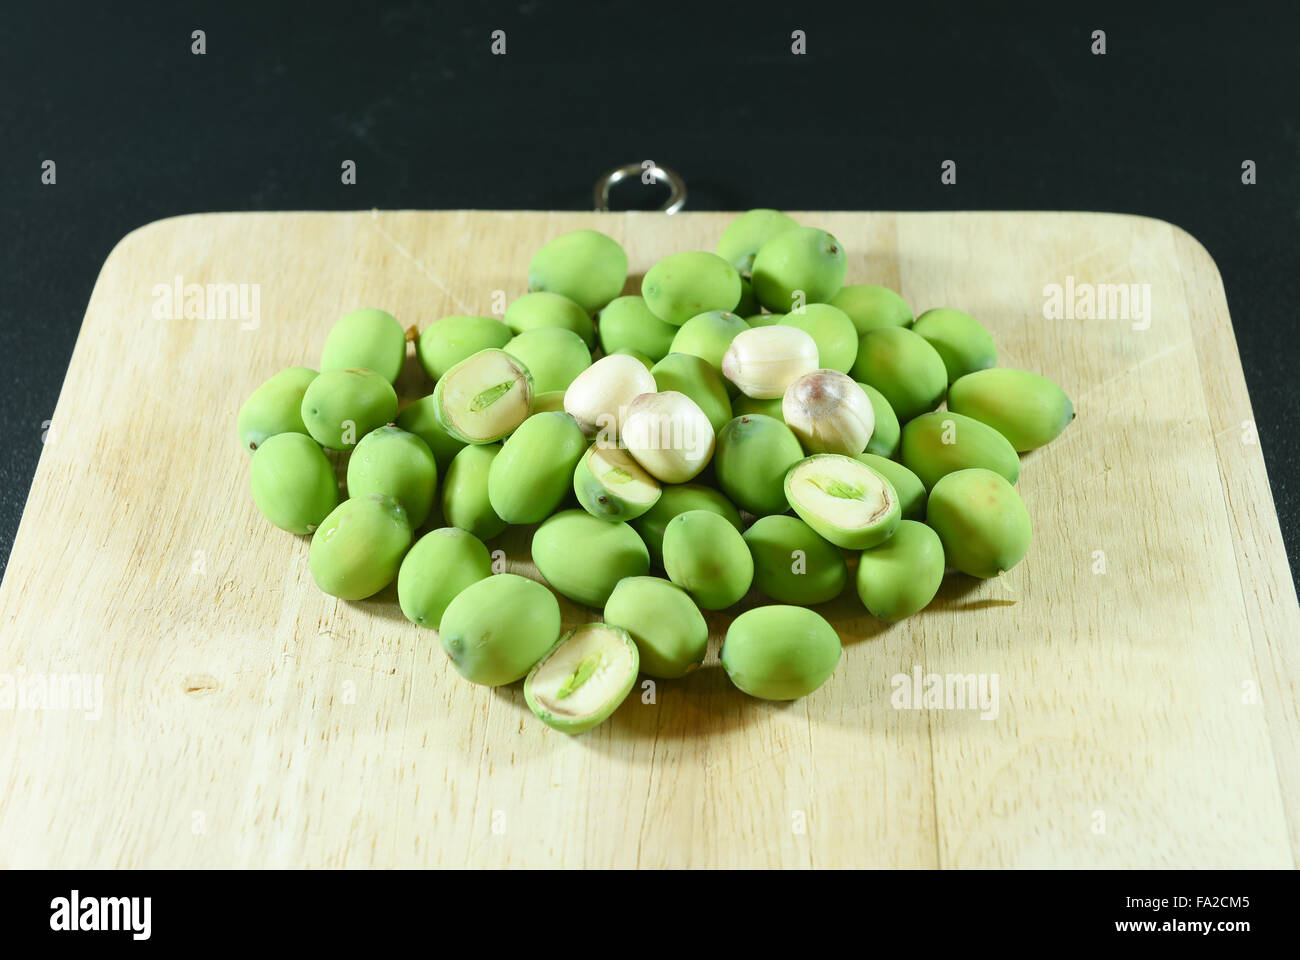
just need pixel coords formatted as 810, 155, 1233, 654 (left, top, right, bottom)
237, 210, 1074, 735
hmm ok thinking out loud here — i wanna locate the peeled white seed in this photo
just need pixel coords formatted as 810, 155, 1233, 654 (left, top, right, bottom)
621, 391, 715, 483
721, 325, 820, 399
563, 354, 657, 437
782, 369, 875, 456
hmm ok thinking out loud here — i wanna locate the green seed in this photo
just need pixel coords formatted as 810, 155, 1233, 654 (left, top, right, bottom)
237, 366, 317, 454
632, 483, 743, 568
743, 514, 847, 605
532, 509, 650, 608
662, 509, 754, 610
345, 424, 438, 528
249, 432, 338, 534
857, 382, 900, 457
416, 316, 513, 381
778, 303, 858, 373
320, 308, 406, 384
441, 442, 507, 540
926, 468, 1032, 578
855, 520, 945, 620
504, 291, 594, 347
397, 527, 492, 629
503, 326, 591, 394
784, 453, 901, 550
597, 295, 678, 361
716, 208, 799, 274
650, 352, 733, 435
642, 251, 742, 326
308, 494, 411, 600
487, 412, 587, 523
751, 227, 847, 313
603, 576, 708, 679
573, 443, 662, 522
528, 229, 628, 315
721, 606, 841, 700
438, 573, 561, 686
828, 284, 913, 335
524, 623, 639, 734
395, 394, 466, 475
432, 348, 533, 444
900, 410, 1020, 490
850, 326, 947, 423
853, 453, 926, 521
911, 308, 997, 384
946, 368, 1074, 451
609, 347, 655, 369
300, 367, 399, 450
714, 414, 805, 516
668, 310, 749, 376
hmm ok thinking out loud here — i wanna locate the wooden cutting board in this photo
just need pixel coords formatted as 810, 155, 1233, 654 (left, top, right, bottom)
1, 211, 1296, 868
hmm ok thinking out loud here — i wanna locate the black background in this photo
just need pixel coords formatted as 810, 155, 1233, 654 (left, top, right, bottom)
2, 1, 1297, 581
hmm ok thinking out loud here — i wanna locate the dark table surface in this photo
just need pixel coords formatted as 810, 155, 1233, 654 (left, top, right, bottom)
2, 2, 1297, 584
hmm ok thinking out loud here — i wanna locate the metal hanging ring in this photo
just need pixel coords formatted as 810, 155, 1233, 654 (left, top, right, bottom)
593, 162, 686, 214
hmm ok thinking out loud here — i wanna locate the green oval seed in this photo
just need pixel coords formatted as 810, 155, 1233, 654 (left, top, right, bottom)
308, 493, 411, 600
416, 316, 513, 381
650, 352, 733, 435
441, 442, 508, 540
828, 284, 914, 335
716, 209, 799, 274
487, 412, 587, 523
778, 303, 858, 373
597, 295, 678, 361
642, 251, 742, 327
856, 382, 900, 457
346, 424, 437, 529
751, 227, 847, 313
900, 410, 1021, 491
395, 394, 466, 474
504, 291, 594, 347
397, 527, 492, 629
855, 519, 945, 620
946, 368, 1074, 452
438, 573, 561, 686
668, 310, 749, 376
851, 326, 947, 423
911, 308, 997, 384
743, 514, 847, 605
853, 453, 926, 521
632, 483, 744, 568
784, 453, 901, 550
237, 366, 318, 454
573, 443, 662, 522
714, 414, 805, 516
528, 229, 628, 315
603, 576, 708, 679
532, 509, 650, 608
926, 467, 1032, 578
662, 509, 754, 610
503, 326, 591, 394
249, 432, 338, 534
300, 367, 399, 450
524, 623, 639, 734
721, 606, 841, 700
320, 308, 406, 384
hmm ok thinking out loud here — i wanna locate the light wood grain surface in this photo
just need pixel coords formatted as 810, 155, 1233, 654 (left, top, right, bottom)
0, 210, 1296, 868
